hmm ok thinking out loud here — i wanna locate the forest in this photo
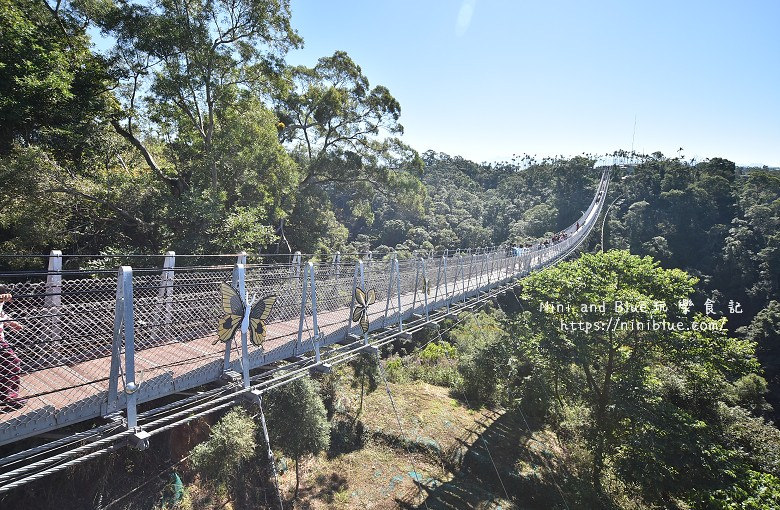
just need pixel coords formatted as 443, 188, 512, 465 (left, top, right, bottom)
2, 0, 780, 508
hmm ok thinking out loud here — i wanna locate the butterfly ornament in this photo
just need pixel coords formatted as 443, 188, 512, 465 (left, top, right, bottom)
216, 282, 277, 347
352, 287, 376, 334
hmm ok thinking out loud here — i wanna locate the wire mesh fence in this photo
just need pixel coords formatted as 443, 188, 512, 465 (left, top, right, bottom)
0, 169, 611, 446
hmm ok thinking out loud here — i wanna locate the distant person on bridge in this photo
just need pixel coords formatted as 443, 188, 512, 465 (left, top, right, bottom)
0, 286, 25, 412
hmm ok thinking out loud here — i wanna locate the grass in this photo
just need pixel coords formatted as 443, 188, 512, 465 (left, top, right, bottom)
276, 376, 516, 509
2, 366, 581, 509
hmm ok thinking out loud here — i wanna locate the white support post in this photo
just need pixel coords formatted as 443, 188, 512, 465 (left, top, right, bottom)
156, 251, 175, 343
106, 267, 128, 415
330, 251, 341, 280
383, 256, 403, 331
235, 264, 251, 388
450, 250, 460, 307
44, 250, 62, 358
292, 251, 302, 279
486, 251, 494, 286
433, 253, 442, 305
347, 260, 363, 337
441, 251, 449, 312
459, 254, 467, 303
106, 266, 145, 446
121, 267, 139, 430
477, 251, 486, 292
296, 263, 309, 355
296, 262, 323, 359
236, 251, 247, 265
383, 252, 396, 328
466, 249, 475, 298
411, 257, 430, 321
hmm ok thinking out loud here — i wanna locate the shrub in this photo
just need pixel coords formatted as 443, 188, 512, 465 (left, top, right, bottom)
384, 357, 408, 383
189, 408, 257, 487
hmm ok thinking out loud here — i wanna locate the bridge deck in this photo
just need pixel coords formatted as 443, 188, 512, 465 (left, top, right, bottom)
0, 261, 517, 446
0, 169, 610, 448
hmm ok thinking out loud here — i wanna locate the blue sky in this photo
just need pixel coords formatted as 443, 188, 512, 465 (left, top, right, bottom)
285, 1, 780, 166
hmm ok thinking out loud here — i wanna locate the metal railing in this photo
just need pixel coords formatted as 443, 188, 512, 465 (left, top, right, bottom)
0, 168, 611, 450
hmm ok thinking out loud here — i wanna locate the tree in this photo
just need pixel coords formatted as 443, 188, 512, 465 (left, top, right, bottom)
189, 408, 257, 488
349, 352, 379, 426
521, 250, 760, 496
264, 377, 330, 500
91, 0, 302, 195
0, 0, 111, 155
275, 51, 425, 219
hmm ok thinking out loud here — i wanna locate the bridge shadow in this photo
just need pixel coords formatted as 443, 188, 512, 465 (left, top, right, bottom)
396, 409, 597, 510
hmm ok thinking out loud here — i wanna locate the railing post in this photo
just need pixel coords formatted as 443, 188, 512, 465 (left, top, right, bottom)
476, 249, 485, 293
121, 267, 139, 430
330, 251, 341, 280
235, 263, 251, 388
347, 260, 363, 336
412, 257, 430, 321
383, 252, 396, 328
466, 248, 475, 298
309, 262, 323, 361
383, 255, 403, 331
450, 250, 460, 307
106, 266, 145, 446
442, 250, 449, 312
44, 250, 62, 358
486, 250, 495, 287
292, 251, 301, 279
459, 254, 466, 303
156, 251, 175, 343
297, 262, 323, 358
107, 266, 128, 415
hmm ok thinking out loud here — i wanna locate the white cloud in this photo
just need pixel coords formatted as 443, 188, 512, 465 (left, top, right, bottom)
456, 0, 476, 37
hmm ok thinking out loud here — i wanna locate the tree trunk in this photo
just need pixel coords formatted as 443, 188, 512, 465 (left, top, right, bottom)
293, 455, 301, 500
352, 376, 365, 427
591, 339, 616, 494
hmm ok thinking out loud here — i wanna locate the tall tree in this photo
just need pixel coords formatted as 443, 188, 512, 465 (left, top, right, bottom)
90, 0, 302, 195
521, 250, 759, 495
264, 377, 330, 500
275, 51, 424, 225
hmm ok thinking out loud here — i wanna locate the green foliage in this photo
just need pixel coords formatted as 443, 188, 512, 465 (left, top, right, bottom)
515, 250, 777, 503
383, 357, 408, 383
349, 352, 379, 422
729, 373, 772, 415
264, 377, 330, 498
451, 312, 511, 405
189, 408, 257, 487
0, 0, 110, 154
419, 341, 457, 365
275, 50, 425, 228
690, 469, 780, 509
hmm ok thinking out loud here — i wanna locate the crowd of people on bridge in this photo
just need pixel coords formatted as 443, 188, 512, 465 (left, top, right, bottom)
514, 229, 573, 255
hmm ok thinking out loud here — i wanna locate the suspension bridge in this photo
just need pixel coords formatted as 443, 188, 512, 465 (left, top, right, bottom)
0, 167, 611, 492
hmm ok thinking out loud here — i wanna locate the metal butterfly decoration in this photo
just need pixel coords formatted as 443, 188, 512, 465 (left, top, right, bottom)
216, 282, 277, 347
352, 287, 376, 334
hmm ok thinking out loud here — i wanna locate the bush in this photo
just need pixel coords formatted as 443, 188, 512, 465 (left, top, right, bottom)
419, 341, 457, 364
189, 408, 257, 487
384, 357, 408, 383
